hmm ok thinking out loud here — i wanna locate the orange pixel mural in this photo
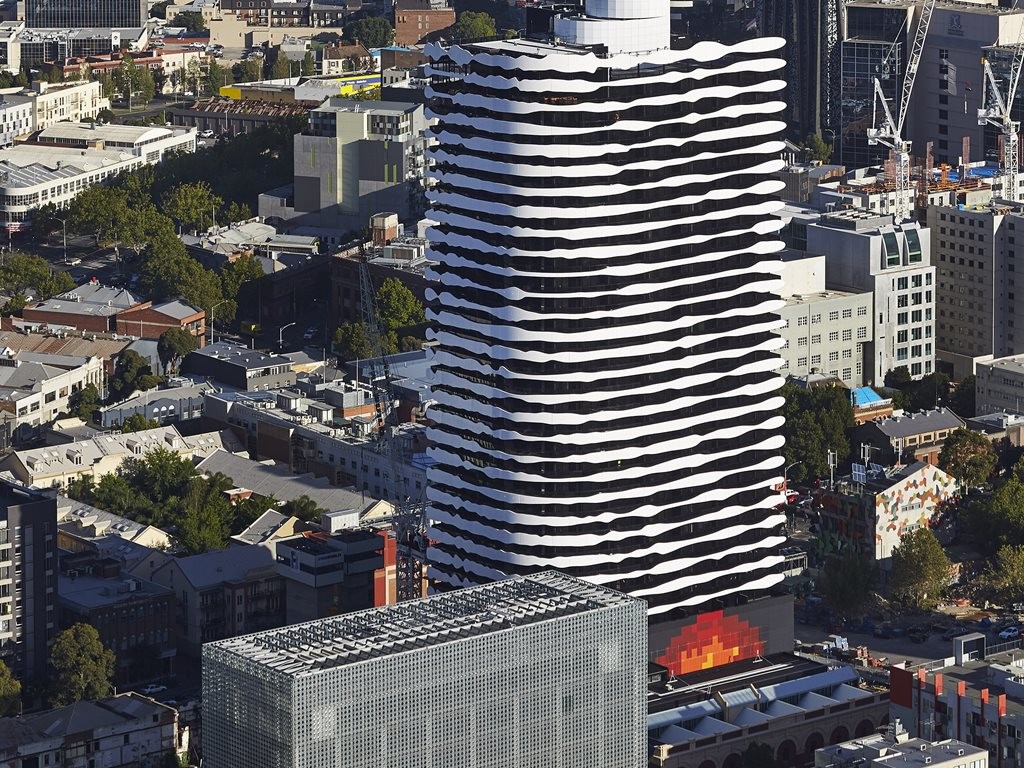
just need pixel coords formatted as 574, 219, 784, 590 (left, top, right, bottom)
656, 609, 766, 675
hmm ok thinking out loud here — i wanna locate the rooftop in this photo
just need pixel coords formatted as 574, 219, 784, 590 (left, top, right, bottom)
0, 322, 131, 360
818, 727, 985, 767
35, 122, 185, 146
58, 572, 171, 609
870, 407, 965, 439
188, 341, 291, 370
163, 541, 276, 589
195, 449, 381, 513
206, 571, 638, 676
0, 145, 134, 189
22, 694, 172, 739
27, 281, 141, 318
315, 97, 420, 117
100, 380, 215, 414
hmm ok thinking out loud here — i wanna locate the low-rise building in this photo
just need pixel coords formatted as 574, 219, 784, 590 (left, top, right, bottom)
815, 723, 986, 768
12, 79, 110, 131
275, 528, 390, 623
23, 282, 142, 334
98, 380, 215, 428
819, 461, 959, 573
1, 425, 243, 488
0, 96, 33, 147
181, 342, 296, 390
319, 41, 373, 75
141, 543, 285, 657
168, 97, 311, 136
27, 122, 197, 163
648, 658, 890, 768
852, 408, 967, 465
0, 348, 106, 447
202, 388, 429, 500
58, 563, 176, 687
114, 299, 206, 345
0, 694, 178, 768
56, 494, 172, 557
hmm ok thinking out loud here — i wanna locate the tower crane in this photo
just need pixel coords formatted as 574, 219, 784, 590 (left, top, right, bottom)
978, 9, 1024, 200
867, 0, 936, 223
358, 260, 426, 603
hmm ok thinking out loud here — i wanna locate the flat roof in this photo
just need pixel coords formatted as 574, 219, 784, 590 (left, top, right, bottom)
0, 145, 133, 188
206, 572, 639, 677
37, 122, 178, 145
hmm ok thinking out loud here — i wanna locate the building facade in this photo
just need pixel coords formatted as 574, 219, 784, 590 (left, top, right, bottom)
25, 0, 147, 27
422, 1, 790, 618
393, 0, 455, 45
0, 482, 56, 681
815, 722, 986, 768
202, 572, 647, 768
928, 202, 1024, 380
806, 209, 935, 383
976, 354, 1024, 415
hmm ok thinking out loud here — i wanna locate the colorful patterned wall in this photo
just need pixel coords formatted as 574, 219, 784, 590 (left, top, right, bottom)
874, 463, 958, 561
655, 609, 766, 675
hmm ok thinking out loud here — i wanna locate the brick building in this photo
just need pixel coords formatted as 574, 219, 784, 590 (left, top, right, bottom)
115, 300, 206, 347
393, 0, 455, 45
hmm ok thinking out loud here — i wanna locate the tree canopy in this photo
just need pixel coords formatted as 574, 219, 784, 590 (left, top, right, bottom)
162, 181, 223, 233
938, 428, 997, 489
113, 54, 155, 105
819, 549, 879, 619
281, 495, 328, 522
271, 52, 293, 80
0, 251, 74, 301
170, 10, 207, 32
890, 528, 952, 610
450, 11, 497, 41
157, 327, 197, 374
375, 277, 424, 332
334, 321, 376, 361
985, 544, 1024, 606
49, 623, 116, 706
343, 17, 395, 48
949, 375, 976, 419
177, 475, 232, 554
68, 383, 102, 423
802, 133, 832, 163
780, 382, 853, 483
120, 413, 161, 433
0, 659, 21, 716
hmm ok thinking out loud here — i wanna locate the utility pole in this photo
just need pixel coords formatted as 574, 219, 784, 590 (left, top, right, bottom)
827, 448, 837, 490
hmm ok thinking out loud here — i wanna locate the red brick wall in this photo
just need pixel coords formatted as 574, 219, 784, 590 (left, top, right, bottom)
115, 305, 206, 345
22, 307, 112, 333
394, 7, 455, 45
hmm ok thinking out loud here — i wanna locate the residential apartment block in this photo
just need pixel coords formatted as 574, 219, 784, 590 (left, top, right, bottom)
928, 201, 1024, 379
202, 572, 647, 768
0, 482, 56, 681
778, 252, 874, 387
852, 407, 966, 466
806, 209, 935, 383
182, 342, 296, 391
394, 0, 455, 45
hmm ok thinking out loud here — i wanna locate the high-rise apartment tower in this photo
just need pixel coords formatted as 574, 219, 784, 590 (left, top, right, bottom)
423, 0, 790, 618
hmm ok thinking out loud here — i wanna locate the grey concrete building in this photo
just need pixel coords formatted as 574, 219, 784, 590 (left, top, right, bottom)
203, 571, 647, 768
181, 342, 296, 391
778, 252, 874, 387
928, 200, 1024, 380
976, 354, 1024, 415
806, 208, 935, 384
259, 99, 428, 243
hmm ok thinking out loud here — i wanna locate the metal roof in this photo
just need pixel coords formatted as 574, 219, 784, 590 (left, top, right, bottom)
206, 572, 639, 677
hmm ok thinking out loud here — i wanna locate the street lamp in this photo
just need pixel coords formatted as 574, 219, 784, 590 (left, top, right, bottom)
209, 300, 229, 346
784, 461, 804, 493
278, 322, 296, 349
53, 215, 68, 263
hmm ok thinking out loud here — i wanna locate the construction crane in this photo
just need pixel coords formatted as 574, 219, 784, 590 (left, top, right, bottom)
867, 0, 936, 223
358, 260, 426, 603
978, 8, 1024, 200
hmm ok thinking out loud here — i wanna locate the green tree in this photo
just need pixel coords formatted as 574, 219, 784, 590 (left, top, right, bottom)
151, 0, 171, 17
157, 327, 197, 373
120, 413, 161, 432
48, 623, 116, 706
96, 70, 116, 99
96, 107, 116, 123
908, 372, 951, 412
939, 428, 997, 489
781, 382, 853, 483
375, 277, 424, 332
0, 659, 21, 716
302, 50, 317, 76
170, 10, 207, 32
0, 251, 75, 299
271, 52, 293, 80
819, 549, 879, 619
205, 60, 233, 95
343, 17, 395, 48
0, 292, 27, 317
30, 201, 63, 238
890, 528, 952, 610
222, 201, 253, 223
231, 494, 278, 534
802, 133, 832, 163
280, 495, 327, 522
177, 476, 232, 554
14, 66, 28, 88
334, 322, 373, 361
109, 350, 161, 401
120, 447, 198, 507
950, 375, 977, 418
450, 11, 497, 41
91, 474, 138, 517
161, 181, 223, 233
986, 544, 1024, 605
885, 366, 913, 389
68, 383, 101, 423
220, 254, 265, 321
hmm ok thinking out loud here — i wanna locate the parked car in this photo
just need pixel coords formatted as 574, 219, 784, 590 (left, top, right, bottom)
999, 626, 1021, 640
303, 326, 318, 340
141, 684, 167, 695
908, 629, 928, 644
200, 129, 215, 139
